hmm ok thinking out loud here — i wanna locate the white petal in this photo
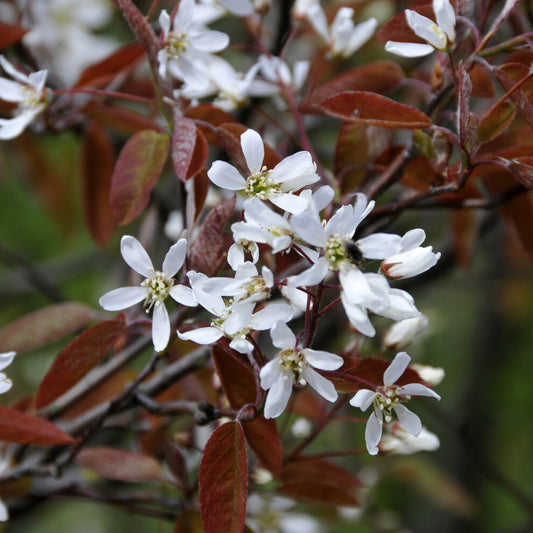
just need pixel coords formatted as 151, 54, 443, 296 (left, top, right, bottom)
271, 151, 314, 184
229, 336, 254, 354
383, 352, 411, 386
162, 239, 187, 277
405, 9, 447, 49
400, 228, 426, 251
344, 18, 378, 56
303, 349, 343, 370
99, 286, 147, 311
190, 30, 229, 52
208, 160, 246, 190
263, 373, 293, 418
325, 205, 356, 238
120, 235, 154, 277
251, 304, 294, 330
224, 302, 254, 335
385, 41, 436, 57
152, 303, 170, 352
0, 352, 15, 372
400, 383, 441, 400
227, 243, 245, 270
287, 258, 328, 288
307, 4, 330, 43
0, 112, 37, 140
0, 78, 26, 102
340, 294, 375, 337
0, 377, 12, 394
270, 321, 296, 349
357, 233, 402, 259
169, 285, 197, 306
0, 497, 8, 521
177, 326, 223, 344
241, 129, 264, 172
219, 0, 254, 16
394, 404, 422, 436
365, 412, 382, 455
290, 214, 327, 246
269, 192, 309, 214
303, 367, 338, 402
350, 389, 376, 411
433, 0, 456, 42
260, 359, 282, 389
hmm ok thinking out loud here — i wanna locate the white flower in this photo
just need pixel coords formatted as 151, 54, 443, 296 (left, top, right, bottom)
207, 129, 320, 214
178, 271, 293, 354
385, 0, 456, 57
381, 246, 441, 279
0, 458, 8, 521
383, 315, 429, 351
157, 0, 229, 88
260, 322, 343, 418
194, 0, 254, 24
307, 5, 378, 58
350, 352, 440, 455
411, 363, 445, 386
99, 236, 196, 352
0, 352, 15, 394
0, 56, 48, 140
380, 423, 440, 455
291, 417, 313, 438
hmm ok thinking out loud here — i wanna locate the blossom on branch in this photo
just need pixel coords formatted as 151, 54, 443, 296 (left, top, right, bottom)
0, 56, 48, 140
260, 322, 343, 418
385, 0, 456, 57
350, 352, 440, 455
0, 352, 15, 394
99, 236, 196, 352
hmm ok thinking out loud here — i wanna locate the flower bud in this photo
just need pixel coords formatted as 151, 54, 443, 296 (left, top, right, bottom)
381, 247, 441, 279
380, 423, 440, 455
411, 363, 445, 386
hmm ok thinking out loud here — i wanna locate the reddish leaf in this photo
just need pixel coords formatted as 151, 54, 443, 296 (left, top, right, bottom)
165, 440, 188, 489
456, 62, 478, 153
110, 129, 170, 225
242, 417, 282, 478
185, 104, 239, 144
329, 357, 425, 394
82, 101, 162, 134
0, 303, 95, 353
76, 447, 165, 482
470, 63, 496, 98
503, 157, 533, 189
0, 22, 28, 49
186, 168, 210, 230
36, 319, 126, 409
81, 122, 116, 246
500, 63, 533, 101
211, 343, 257, 409
0, 406, 75, 445
451, 210, 478, 269
187, 196, 236, 276
493, 66, 533, 127
278, 457, 361, 506
478, 100, 517, 143
303, 61, 404, 112
74, 42, 145, 88
172, 114, 208, 182
376, 5, 434, 44
199, 421, 247, 533
321, 92, 432, 129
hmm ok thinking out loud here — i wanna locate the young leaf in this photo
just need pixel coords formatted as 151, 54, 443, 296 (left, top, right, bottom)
321, 92, 432, 129
35, 318, 126, 409
110, 129, 170, 225
211, 343, 257, 409
74, 42, 145, 88
187, 196, 236, 276
0, 406, 76, 445
242, 417, 282, 479
199, 421, 247, 533
478, 100, 517, 143
186, 169, 210, 230
0, 303, 95, 353
81, 122, 116, 246
76, 447, 165, 483
172, 114, 208, 182
185, 104, 239, 144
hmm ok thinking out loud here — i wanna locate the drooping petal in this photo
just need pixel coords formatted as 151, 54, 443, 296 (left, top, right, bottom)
394, 404, 422, 436
0, 112, 39, 140
287, 258, 328, 288
229, 336, 254, 354
303, 367, 338, 402
340, 294, 376, 337
169, 284, 197, 306
208, 160, 246, 190
251, 303, 294, 330
385, 41, 436, 57
0, 376, 12, 395
350, 389, 376, 411
177, 326, 223, 344
0, 352, 15, 372
263, 371, 293, 418
152, 303, 170, 352
162, 238, 187, 277
241, 129, 264, 173
400, 383, 441, 400
433, 0, 456, 42
260, 359, 282, 389
303, 349, 343, 371
365, 412, 382, 455
99, 286, 147, 311
383, 351, 411, 386
120, 235, 154, 277
270, 321, 296, 350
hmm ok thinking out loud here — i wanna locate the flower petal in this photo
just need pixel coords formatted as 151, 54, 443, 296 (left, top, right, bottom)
241, 129, 264, 172
0, 352, 15, 372
287, 258, 328, 288
152, 303, 170, 352
394, 404, 422, 436
99, 286, 147, 311
350, 389, 376, 411
162, 238, 187, 277
208, 160, 246, 190
365, 412, 382, 455
290, 213, 327, 247
260, 359, 282, 389
385, 41, 436, 57
303, 367, 338, 402
178, 326, 223, 344
263, 371, 293, 418
400, 383, 441, 400
303, 349, 343, 370
270, 321, 296, 350
433, 0, 456, 42
120, 235, 154, 277
251, 303, 294, 330
169, 285, 197, 306
383, 352, 411, 386
357, 233, 402, 259
405, 9, 447, 49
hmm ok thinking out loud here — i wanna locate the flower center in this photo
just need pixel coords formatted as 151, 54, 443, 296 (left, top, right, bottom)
325, 234, 349, 270
141, 271, 174, 311
279, 348, 307, 384
430, 23, 448, 49
374, 386, 408, 424
245, 167, 280, 199
167, 30, 189, 58
242, 276, 269, 300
